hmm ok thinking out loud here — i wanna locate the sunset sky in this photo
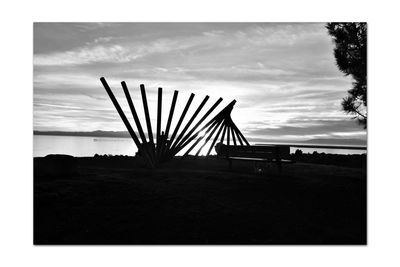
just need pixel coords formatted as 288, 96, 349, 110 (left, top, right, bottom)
33, 23, 366, 143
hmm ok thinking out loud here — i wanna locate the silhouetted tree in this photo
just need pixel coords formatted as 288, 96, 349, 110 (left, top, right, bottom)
326, 23, 367, 128
294, 149, 303, 156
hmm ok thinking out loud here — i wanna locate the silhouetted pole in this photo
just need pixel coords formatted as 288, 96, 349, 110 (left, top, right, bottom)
220, 124, 227, 144
173, 97, 223, 154
156, 87, 162, 151
182, 119, 221, 157
231, 126, 237, 146
140, 84, 154, 144
219, 124, 228, 160
100, 77, 154, 167
121, 81, 147, 144
227, 125, 230, 146
231, 122, 250, 146
159, 90, 178, 161
195, 119, 224, 157
164, 90, 178, 140
176, 100, 235, 156
164, 93, 195, 156
233, 126, 244, 146
206, 120, 226, 156
170, 95, 209, 151
101, 78, 140, 147
140, 84, 157, 163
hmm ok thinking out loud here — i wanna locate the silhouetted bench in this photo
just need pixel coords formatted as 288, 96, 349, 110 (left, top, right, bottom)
215, 143, 293, 173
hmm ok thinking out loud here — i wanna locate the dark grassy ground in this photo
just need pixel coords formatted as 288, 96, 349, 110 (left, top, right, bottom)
34, 156, 366, 245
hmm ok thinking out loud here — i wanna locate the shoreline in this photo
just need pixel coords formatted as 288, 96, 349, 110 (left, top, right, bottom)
34, 152, 367, 169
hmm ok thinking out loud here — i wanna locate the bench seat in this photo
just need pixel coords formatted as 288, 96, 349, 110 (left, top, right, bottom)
229, 157, 293, 163
215, 143, 293, 172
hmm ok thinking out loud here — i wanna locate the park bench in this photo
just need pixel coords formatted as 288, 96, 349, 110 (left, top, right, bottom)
215, 143, 293, 173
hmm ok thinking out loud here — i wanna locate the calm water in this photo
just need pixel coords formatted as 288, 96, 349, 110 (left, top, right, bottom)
33, 135, 366, 157
34, 135, 137, 157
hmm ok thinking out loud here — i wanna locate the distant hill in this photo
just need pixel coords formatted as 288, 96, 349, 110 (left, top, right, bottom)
255, 137, 366, 146
303, 138, 366, 146
34, 130, 131, 138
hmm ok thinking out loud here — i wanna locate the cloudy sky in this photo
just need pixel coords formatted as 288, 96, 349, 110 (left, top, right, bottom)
33, 23, 366, 143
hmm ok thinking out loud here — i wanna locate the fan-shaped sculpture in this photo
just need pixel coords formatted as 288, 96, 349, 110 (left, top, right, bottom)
100, 77, 249, 167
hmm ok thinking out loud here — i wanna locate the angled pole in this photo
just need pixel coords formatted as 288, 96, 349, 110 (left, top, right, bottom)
231, 122, 250, 146
219, 124, 228, 160
230, 122, 244, 146
206, 121, 225, 156
121, 81, 147, 144
140, 84, 154, 144
175, 99, 236, 155
101, 78, 141, 148
140, 84, 156, 164
220, 124, 227, 144
173, 97, 223, 154
182, 119, 221, 157
156, 87, 162, 150
227, 125, 231, 146
194, 119, 224, 157
159, 90, 178, 160
226, 124, 231, 157
170, 95, 209, 151
165, 93, 195, 155
233, 126, 244, 146
100, 77, 154, 167
165, 90, 178, 138
231, 125, 237, 146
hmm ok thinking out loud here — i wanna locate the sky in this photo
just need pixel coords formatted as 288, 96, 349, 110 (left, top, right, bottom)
33, 23, 366, 144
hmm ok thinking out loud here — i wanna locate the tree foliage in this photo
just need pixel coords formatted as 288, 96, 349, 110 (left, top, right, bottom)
326, 22, 367, 128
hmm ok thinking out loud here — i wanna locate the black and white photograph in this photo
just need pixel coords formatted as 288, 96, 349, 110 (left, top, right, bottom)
4, 0, 400, 266
33, 22, 367, 245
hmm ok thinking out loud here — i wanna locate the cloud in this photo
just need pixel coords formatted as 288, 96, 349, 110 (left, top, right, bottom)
234, 24, 325, 47
34, 45, 132, 66
34, 33, 214, 66
74, 23, 115, 32
33, 23, 329, 67
244, 118, 365, 139
33, 23, 366, 140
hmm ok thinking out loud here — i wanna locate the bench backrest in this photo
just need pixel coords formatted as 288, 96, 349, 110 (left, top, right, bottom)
215, 143, 290, 159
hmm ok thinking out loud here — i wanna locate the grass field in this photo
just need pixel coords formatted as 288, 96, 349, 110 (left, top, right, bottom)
34, 156, 366, 244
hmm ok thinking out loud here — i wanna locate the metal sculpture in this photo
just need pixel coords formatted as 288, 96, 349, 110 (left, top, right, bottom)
100, 77, 249, 167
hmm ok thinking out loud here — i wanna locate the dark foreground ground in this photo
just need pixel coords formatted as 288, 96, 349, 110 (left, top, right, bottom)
34, 156, 366, 245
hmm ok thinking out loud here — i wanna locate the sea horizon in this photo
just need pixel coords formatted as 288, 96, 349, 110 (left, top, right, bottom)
33, 134, 367, 158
